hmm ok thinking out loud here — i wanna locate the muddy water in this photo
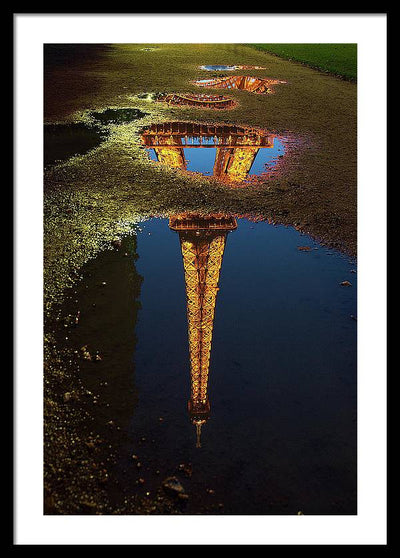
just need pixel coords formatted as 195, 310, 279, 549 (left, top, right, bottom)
58, 216, 356, 514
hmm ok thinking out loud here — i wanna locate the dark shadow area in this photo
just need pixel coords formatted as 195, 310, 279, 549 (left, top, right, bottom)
44, 235, 143, 514
44, 123, 108, 168
90, 108, 148, 124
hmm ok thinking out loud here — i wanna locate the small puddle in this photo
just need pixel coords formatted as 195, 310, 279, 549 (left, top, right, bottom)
141, 121, 288, 185
156, 93, 237, 110
44, 122, 107, 168
200, 65, 266, 71
90, 108, 148, 124
193, 75, 286, 95
57, 214, 357, 514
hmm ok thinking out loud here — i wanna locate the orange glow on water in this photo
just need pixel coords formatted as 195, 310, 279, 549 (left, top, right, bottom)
193, 75, 287, 95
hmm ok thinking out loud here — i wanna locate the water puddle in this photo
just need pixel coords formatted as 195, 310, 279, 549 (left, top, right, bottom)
90, 108, 148, 124
44, 122, 108, 168
156, 92, 237, 110
200, 65, 266, 71
193, 75, 287, 95
141, 121, 288, 185
58, 214, 357, 514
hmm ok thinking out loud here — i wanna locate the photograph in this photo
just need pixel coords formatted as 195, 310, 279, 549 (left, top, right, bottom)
43, 40, 358, 516
14, 13, 387, 546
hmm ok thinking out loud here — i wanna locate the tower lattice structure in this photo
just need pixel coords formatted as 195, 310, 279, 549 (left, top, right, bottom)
169, 214, 237, 446
141, 122, 274, 184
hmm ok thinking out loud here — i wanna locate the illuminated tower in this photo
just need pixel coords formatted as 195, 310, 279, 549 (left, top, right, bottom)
142, 122, 275, 185
153, 138, 186, 170
169, 214, 237, 447
192, 75, 287, 95
213, 139, 262, 184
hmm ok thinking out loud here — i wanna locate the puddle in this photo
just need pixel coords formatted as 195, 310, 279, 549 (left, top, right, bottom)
193, 75, 287, 95
200, 65, 266, 71
90, 108, 148, 124
136, 92, 160, 101
141, 121, 288, 185
58, 215, 357, 514
140, 47, 158, 52
156, 93, 237, 110
44, 122, 107, 168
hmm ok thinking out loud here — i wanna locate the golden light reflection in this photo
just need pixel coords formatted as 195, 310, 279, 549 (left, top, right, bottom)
156, 92, 237, 110
193, 75, 287, 95
169, 213, 237, 447
142, 122, 275, 185
199, 65, 267, 71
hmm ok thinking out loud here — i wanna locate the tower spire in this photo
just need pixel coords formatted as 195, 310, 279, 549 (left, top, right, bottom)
195, 420, 205, 448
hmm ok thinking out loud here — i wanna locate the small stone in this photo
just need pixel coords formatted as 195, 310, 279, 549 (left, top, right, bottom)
340, 281, 352, 287
162, 476, 186, 497
298, 246, 311, 251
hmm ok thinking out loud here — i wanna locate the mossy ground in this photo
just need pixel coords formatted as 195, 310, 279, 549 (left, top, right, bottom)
44, 43, 357, 514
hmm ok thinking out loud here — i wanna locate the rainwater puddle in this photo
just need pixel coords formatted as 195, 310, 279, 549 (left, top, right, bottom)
44, 122, 108, 168
200, 65, 266, 71
59, 215, 357, 515
90, 108, 148, 124
141, 121, 288, 185
193, 75, 287, 94
156, 92, 237, 110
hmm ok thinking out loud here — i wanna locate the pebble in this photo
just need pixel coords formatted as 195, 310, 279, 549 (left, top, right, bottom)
162, 476, 186, 497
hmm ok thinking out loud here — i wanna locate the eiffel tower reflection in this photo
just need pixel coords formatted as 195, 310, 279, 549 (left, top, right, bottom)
169, 213, 237, 447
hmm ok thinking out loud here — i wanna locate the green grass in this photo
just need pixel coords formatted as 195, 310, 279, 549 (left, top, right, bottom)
248, 44, 357, 81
